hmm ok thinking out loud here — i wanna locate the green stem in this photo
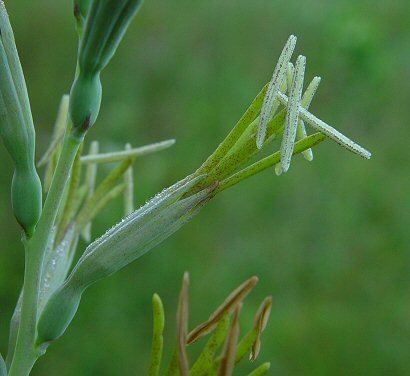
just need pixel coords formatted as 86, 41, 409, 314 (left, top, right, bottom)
9, 130, 83, 376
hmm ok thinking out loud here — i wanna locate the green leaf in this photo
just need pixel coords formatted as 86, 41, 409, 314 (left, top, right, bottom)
217, 305, 241, 376
235, 329, 258, 364
190, 314, 231, 376
177, 272, 190, 376
188, 277, 258, 345
165, 351, 179, 376
246, 362, 271, 376
148, 294, 165, 376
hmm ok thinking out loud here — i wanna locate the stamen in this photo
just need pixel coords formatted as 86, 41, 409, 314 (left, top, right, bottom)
257, 35, 297, 149
281, 55, 306, 172
276, 91, 371, 159
297, 76, 321, 161
123, 143, 134, 216
80, 139, 175, 164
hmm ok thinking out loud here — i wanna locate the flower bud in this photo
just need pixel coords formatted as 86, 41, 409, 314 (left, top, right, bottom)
0, 2, 42, 236
69, 73, 102, 133
70, 0, 143, 131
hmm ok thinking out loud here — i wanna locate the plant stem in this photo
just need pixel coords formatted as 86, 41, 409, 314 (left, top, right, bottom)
9, 130, 83, 376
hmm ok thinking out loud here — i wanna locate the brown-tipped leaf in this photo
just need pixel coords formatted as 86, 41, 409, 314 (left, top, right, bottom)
188, 276, 258, 344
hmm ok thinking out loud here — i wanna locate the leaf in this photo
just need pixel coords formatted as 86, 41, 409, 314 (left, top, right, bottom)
250, 297, 272, 361
165, 351, 179, 376
246, 362, 271, 376
177, 272, 190, 376
188, 276, 258, 344
235, 329, 258, 364
190, 314, 231, 376
148, 294, 165, 376
217, 304, 242, 376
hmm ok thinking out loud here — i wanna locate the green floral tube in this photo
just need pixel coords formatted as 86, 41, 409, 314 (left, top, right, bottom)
0, 3, 42, 236
70, 0, 143, 132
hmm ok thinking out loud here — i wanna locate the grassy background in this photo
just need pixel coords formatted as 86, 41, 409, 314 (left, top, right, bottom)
1, 0, 409, 374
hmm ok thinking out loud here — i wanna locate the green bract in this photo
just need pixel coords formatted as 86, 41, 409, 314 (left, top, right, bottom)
70, 0, 143, 131
0, 2, 42, 236
37, 176, 215, 344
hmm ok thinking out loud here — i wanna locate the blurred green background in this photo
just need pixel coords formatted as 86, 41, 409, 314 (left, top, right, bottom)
1, 0, 409, 374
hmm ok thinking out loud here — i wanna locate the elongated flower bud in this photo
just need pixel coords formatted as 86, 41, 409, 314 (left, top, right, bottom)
73, 0, 92, 32
70, 0, 143, 132
0, 2, 42, 236
37, 177, 216, 344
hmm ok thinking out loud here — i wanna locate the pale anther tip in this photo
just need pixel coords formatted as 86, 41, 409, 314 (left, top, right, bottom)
281, 162, 290, 173
251, 276, 259, 284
